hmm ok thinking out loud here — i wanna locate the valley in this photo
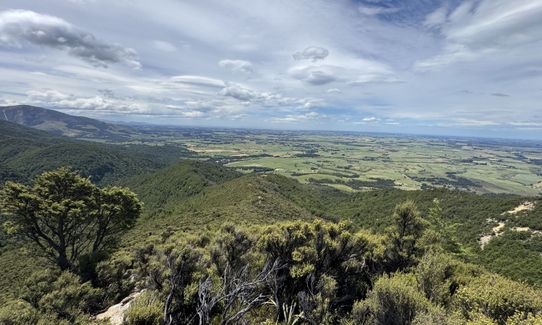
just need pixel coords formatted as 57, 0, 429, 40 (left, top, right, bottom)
107, 126, 542, 196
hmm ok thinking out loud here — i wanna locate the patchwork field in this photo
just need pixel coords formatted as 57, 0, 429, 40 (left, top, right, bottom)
120, 127, 542, 196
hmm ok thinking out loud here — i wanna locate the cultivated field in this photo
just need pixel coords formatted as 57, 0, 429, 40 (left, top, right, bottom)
120, 127, 542, 195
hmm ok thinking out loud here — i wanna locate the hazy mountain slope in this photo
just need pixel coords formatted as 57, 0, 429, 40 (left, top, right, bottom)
0, 105, 134, 141
0, 120, 185, 185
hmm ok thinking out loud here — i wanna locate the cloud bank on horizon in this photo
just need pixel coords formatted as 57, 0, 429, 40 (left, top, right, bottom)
0, 0, 541, 139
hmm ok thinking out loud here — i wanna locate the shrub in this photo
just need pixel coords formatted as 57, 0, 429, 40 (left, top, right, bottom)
353, 273, 431, 325
124, 291, 164, 325
456, 273, 542, 324
0, 299, 41, 325
21, 270, 103, 321
416, 251, 460, 307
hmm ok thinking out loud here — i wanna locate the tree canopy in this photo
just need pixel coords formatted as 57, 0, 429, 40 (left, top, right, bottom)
0, 167, 141, 272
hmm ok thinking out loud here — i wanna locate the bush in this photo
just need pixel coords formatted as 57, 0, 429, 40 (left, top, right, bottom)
353, 273, 431, 325
96, 250, 137, 305
456, 273, 542, 324
412, 307, 464, 325
416, 251, 460, 307
21, 270, 103, 321
124, 291, 164, 325
0, 299, 41, 325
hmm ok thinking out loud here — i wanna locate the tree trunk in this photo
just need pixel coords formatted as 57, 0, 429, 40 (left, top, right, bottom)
57, 251, 71, 271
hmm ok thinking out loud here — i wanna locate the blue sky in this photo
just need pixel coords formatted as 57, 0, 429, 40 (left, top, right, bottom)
0, 0, 541, 139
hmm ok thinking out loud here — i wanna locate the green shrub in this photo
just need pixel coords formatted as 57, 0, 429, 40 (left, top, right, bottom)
21, 270, 103, 321
124, 291, 164, 325
416, 251, 460, 307
0, 299, 41, 325
456, 273, 542, 324
353, 273, 431, 325
412, 307, 464, 325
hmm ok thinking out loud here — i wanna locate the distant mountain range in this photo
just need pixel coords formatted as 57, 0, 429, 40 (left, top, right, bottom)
0, 105, 134, 141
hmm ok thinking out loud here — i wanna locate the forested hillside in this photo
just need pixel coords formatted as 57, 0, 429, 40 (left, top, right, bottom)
1, 165, 542, 324
0, 120, 187, 185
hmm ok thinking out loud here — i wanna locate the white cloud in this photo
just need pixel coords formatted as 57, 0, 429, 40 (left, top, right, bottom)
26, 89, 150, 113
355, 116, 380, 124
288, 65, 337, 85
358, 5, 400, 16
218, 59, 254, 74
424, 5, 448, 28
417, 0, 542, 70
292, 46, 329, 62
169, 75, 225, 88
219, 83, 255, 101
0, 10, 141, 69
271, 111, 323, 123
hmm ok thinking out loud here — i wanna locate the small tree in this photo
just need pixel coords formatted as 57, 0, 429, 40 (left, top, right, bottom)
423, 199, 461, 254
0, 167, 141, 272
386, 201, 425, 272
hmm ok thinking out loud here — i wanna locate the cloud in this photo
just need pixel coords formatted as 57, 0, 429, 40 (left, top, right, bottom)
218, 83, 324, 111
218, 59, 254, 74
169, 75, 225, 88
358, 5, 401, 16
355, 116, 380, 124
271, 111, 323, 123
414, 44, 480, 71
423, 5, 448, 28
417, 0, 542, 70
0, 10, 141, 68
326, 88, 341, 94
491, 92, 510, 97
288, 65, 337, 85
301, 98, 325, 109
219, 83, 255, 101
293, 46, 329, 61
26, 89, 149, 113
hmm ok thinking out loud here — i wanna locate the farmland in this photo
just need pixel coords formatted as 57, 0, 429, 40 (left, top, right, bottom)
122, 127, 542, 196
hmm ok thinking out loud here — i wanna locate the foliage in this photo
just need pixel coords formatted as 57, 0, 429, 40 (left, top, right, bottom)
124, 291, 164, 325
257, 220, 381, 323
415, 251, 461, 307
17, 270, 102, 323
1, 159, 542, 324
455, 273, 542, 324
0, 167, 141, 272
385, 201, 426, 271
0, 299, 43, 325
352, 273, 432, 325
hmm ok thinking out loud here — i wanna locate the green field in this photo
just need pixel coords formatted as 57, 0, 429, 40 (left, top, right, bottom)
120, 128, 542, 196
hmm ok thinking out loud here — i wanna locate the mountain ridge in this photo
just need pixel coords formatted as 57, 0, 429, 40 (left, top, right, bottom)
0, 105, 135, 141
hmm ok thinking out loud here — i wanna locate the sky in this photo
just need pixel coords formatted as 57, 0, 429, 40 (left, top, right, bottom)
0, 0, 541, 139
